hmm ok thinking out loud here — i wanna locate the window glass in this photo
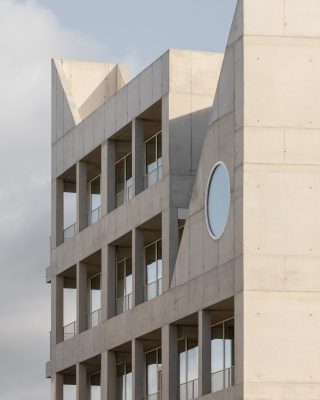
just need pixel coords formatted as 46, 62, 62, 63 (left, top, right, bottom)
146, 244, 157, 284
116, 159, 125, 194
187, 341, 198, 382
117, 363, 132, 400
224, 319, 234, 369
211, 324, 224, 373
146, 350, 158, 395
90, 175, 101, 211
125, 259, 132, 295
90, 373, 101, 400
63, 384, 76, 400
90, 274, 101, 312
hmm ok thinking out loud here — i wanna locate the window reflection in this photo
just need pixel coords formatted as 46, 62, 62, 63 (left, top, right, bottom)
117, 363, 132, 400
145, 132, 162, 188
146, 347, 162, 399
116, 154, 133, 207
179, 338, 198, 400
88, 175, 101, 225
211, 318, 234, 393
88, 273, 101, 328
116, 258, 133, 314
145, 240, 162, 300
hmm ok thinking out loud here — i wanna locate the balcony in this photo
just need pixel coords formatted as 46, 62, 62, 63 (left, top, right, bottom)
144, 162, 162, 189
88, 308, 101, 329
179, 378, 198, 400
144, 392, 161, 400
145, 278, 162, 301
63, 222, 76, 240
116, 180, 133, 208
63, 321, 76, 340
88, 205, 101, 226
116, 293, 133, 314
211, 366, 234, 393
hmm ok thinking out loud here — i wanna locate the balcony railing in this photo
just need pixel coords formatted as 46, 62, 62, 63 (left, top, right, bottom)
179, 378, 198, 400
144, 164, 162, 189
116, 184, 133, 208
63, 222, 76, 240
145, 278, 162, 301
87, 308, 101, 329
88, 205, 101, 226
144, 392, 161, 400
211, 366, 234, 393
116, 293, 133, 315
63, 321, 76, 340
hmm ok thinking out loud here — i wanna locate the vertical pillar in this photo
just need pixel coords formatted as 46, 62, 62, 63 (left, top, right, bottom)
101, 350, 117, 400
77, 161, 88, 232
106, 140, 116, 213
51, 275, 64, 344
101, 141, 108, 217
132, 339, 144, 400
76, 363, 88, 400
133, 228, 144, 306
51, 372, 63, 400
162, 207, 179, 292
132, 118, 144, 195
101, 245, 116, 321
53, 178, 64, 246
77, 262, 87, 333
198, 310, 211, 395
162, 324, 178, 400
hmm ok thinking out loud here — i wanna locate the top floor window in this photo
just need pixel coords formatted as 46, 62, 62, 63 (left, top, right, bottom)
145, 131, 162, 189
116, 153, 133, 207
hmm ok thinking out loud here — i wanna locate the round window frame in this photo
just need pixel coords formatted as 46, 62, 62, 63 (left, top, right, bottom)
205, 161, 231, 240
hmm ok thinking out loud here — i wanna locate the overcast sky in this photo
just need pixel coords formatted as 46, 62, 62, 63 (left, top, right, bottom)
0, 0, 236, 398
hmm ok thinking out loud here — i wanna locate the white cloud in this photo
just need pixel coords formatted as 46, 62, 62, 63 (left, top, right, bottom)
0, 1, 112, 398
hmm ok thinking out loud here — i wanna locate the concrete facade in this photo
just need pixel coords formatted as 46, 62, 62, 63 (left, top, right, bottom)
47, 1, 320, 399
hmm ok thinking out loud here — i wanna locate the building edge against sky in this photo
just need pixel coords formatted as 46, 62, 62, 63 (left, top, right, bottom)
47, 1, 320, 399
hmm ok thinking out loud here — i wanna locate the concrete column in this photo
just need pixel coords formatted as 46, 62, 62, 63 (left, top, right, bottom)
162, 324, 178, 400
101, 141, 108, 217
77, 262, 87, 333
133, 228, 144, 306
101, 350, 116, 400
51, 275, 64, 345
101, 245, 116, 321
51, 372, 63, 400
106, 140, 116, 213
132, 338, 144, 400
198, 310, 211, 396
162, 207, 179, 292
132, 118, 144, 195
77, 161, 88, 232
53, 178, 64, 247
76, 363, 88, 400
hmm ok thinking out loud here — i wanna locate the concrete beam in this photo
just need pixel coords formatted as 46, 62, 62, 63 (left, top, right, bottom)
133, 228, 144, 306
101, 350, 116, 400
77, 161, 87, 232
76, 363, 88, 400
77, 262, 88, 333
162, 324, 178, 400
51, 372, 63, 400
132, 118, 144, 196
101, 245, 116, 321
132, 338, 144, 400
198, 309, 211, 396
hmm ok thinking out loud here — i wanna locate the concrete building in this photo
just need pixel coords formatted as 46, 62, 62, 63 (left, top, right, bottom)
47, 1, 320, 399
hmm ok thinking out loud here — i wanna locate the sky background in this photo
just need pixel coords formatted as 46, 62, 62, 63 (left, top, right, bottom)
0, 0, 236, 398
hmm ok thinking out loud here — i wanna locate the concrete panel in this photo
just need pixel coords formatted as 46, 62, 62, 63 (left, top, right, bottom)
127, 76, 140, 122
139, 65, 153, 113
169, 50, 192, 94
93, 106, 105, 149
285, 128, 320, 165
285, 0, 320, 38
115, 85, 128, 131
218, 46, 235, 119
152, 56, 162, 102
244, 36, 320, 129
191, 52, 223, 95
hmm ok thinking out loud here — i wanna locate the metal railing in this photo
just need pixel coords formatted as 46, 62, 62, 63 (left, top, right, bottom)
63, 222, 76, 240
211, 366, 234, 393
144, 392, 161, 400
144, 164, 163, 189
63, 321, 76, 340
145, 278, 162, 301
116, 184, 133, 207
88, 308, 101, 329
87, 205, 101, 226
179, 378, 198, 400
116, 293, 133, 315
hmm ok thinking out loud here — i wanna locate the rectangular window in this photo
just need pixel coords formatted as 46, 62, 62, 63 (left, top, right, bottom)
90, 372, 101, 400
116, 363, 132, 400
88, 273, 101, 328
145, 132, 162, 188
116, 258, 133, 314
211, 318, 234, 393
88, 175, 101, 225
145, 347, 162, 399
145, 239, 162, 301
178, 338, 198, 400
116, 153, 133, 207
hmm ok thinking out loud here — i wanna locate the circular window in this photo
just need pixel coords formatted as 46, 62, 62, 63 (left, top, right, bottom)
205, 161, 230, 240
